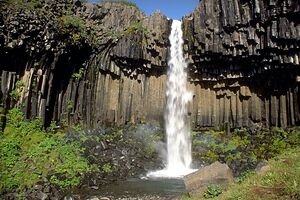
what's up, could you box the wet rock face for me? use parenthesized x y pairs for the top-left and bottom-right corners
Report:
(182, 0), (300, 129)
(0, 0), (300, 129)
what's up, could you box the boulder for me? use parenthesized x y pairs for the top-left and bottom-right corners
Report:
(183, 161), (234, 197)
(36, 191), (48, 200)
(63, 196), (74, 200)
(86, 197), (100, 200)
(255, 161), (271, 175)
(100, 197), (110, 200)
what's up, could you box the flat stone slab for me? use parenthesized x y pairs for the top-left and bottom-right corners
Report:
(183, 161), (234, 197)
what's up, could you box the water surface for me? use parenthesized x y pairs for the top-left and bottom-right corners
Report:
(85, 177), (186, 199)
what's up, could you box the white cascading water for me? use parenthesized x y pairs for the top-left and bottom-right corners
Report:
(147, 20), (195, 178)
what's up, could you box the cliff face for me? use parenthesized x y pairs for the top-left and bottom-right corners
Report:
(182, 0), (300, 129)
(1, 0), (300, 129)
(0, 0), (170, 127)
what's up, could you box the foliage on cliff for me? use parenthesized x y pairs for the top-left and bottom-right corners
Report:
(2, 0), (98, 52)
(58, 14), (97, 46)
(3, 0), (144, 49)
(6, 0), (44, 11)
(98, 0), (139, 9)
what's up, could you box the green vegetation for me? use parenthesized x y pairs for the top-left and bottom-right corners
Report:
(124, 20), (148, 35)
(9, 80), (24, 101)
(220, 148), (300, 200)
(6, 0), (146, 49)
(182, 147), (300, 200)
(142, 130), (163, 158)
(0, 108), (96, 191)
(99, 0), (139, 9)
(6, 0), (100, 46)
(203, 185), (223, 199)
(58, 15), (92, 45)
(0, 106), (5, 133)
(71, 68), (85, 80)
(102, 163), (113, 173)
(184, 127), (300, 200)
(106, 20), (148, 40)
(0, 107), (163, 196)
(67, 100), (74, 111)
(192, 127), (300, 166)
(236, 170), (256, 183)
(7, 0), (43, 11)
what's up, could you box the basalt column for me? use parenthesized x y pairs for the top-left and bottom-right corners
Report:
(1, 0), (300, 129)
(183, 0), (300, 129)
(0, 2), (171, 128)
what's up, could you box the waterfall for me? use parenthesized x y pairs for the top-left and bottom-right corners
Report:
(147, 20), (195, 178)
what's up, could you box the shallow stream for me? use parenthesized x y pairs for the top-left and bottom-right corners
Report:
(83, 177), (186, 200)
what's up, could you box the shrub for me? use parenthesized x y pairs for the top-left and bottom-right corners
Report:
(124, 20), (148, 35)
(9, 80), (24, 101)
(72, 68), (85, 80)
(192, 127), (300, 174)
(102, 163), (113, 173)
(7, 0), (43, 11)
(203, 185), (223, 198)
(58, 15), (88, 44)
(99, 0), (139, 9)
(0, 108), (95, 191)
(106, 20), (148, 40)
(67, 100), (73, 111)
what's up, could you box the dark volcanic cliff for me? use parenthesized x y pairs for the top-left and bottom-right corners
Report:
(182, 0), (300, 129)
(1, 0), (300, 129)
(0, 0), (170, 128)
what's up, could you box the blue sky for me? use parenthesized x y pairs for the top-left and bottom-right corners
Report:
(89, 0), (199, 19)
